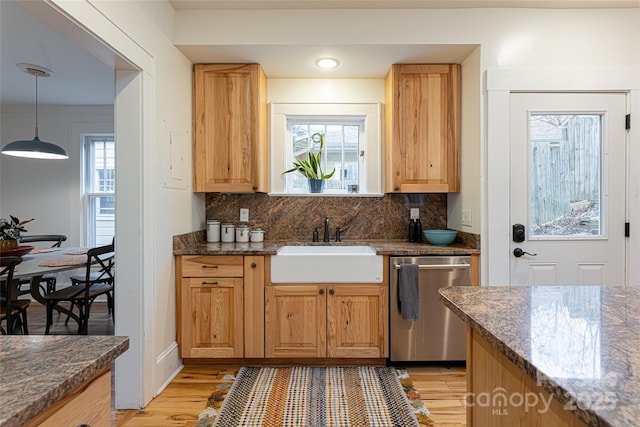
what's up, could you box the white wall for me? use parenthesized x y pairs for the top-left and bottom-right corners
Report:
(176, 7), (639, 239)
(13, 0), (199, 409)
(449, 46), (482, 234)
(0, 105), (113, 244)
(4, 1), (638, 409)
(79, 0), (198, 407)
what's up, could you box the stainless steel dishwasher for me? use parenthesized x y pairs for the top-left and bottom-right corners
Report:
(390, 255), (471, 362)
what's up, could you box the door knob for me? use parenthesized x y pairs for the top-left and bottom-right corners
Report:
(513, 248), (537, 257)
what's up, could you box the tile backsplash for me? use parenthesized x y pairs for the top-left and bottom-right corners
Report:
(206, 193), (447, 241)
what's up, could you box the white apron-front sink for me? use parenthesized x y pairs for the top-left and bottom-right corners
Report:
(270, 245), (383, 283)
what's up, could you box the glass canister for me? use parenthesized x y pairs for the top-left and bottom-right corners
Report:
(250, 228), (265, 242)
(221, 223), (235, 242)
(235, 225), (250, 243)
(206, 220), (220, 242)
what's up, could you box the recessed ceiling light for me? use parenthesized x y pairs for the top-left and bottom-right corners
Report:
(316, 58), (339, 69)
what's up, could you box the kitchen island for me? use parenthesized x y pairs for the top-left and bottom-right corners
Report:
(439, 285), (639, 427)
(0, 335), (129, 427)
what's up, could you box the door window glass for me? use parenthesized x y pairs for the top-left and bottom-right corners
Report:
(529, 114), (603, 239)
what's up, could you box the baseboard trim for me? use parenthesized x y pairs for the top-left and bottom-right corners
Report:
(154, 341), (182, 398)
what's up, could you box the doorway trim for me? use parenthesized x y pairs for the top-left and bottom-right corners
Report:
(24, 0), (156, 407)
(484, 68), (640, 286)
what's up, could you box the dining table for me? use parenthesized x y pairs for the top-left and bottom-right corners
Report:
(1, 247), (114, 334)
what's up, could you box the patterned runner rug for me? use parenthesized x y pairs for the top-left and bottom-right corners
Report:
(197, 366), (430, 427)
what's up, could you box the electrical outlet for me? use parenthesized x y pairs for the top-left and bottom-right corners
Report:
(410, 208), (419, 220)
(462, 210), (472, 226)
(240, 208), (249, 222)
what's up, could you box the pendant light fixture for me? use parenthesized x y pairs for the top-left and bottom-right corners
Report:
(1, 63), (69, 160)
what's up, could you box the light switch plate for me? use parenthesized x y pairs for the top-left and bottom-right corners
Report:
(462, 210), (472, 226)
(240, 208), (249, 222)
(410, 208), (419, 220)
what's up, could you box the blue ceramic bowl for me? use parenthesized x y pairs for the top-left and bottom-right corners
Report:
(423, 229), (458, 246)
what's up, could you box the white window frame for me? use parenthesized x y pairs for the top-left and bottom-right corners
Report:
(269, 103), (383, 196)
(82, 134), (115, 247)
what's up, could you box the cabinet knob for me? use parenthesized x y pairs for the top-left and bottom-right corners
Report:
(329, 288), (335, 295)
(394, 186), (400, 191)
(251, 262), (257, 268)
(319, 288), (325, 295)
(252, 185), (258, 190)
(202, 265), (218, 269)
(202, 281), (219, 285)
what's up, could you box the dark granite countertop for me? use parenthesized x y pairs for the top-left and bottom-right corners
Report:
(173, 238), (480, 256)
(0, 335), (129, 427)
(439, 285), (640, 427)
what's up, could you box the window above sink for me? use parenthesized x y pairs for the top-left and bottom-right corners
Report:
(269, 102), (383, 196)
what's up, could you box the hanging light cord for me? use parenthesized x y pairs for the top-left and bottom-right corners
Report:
(34, 73), (39, 138)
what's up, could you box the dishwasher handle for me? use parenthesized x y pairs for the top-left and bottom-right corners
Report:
(393, 263), (470, 270)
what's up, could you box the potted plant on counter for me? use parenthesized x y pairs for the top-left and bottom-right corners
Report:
(0, 215), (34, 251)
(282, 132), (335, 193)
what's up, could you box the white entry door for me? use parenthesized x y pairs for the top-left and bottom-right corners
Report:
(510, 93), (627, 286)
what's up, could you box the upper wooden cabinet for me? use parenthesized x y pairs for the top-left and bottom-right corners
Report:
(385, 64), (461, 193)
(193, 64), (267, 192)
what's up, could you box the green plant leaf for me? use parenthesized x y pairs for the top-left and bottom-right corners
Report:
(282, 133), (331, 181)
(321, 168), (336, 179)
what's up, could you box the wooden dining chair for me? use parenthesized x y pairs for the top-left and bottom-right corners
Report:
(17, 234), (68, 297)
(0, 256), (30, 335)
(44, 241), (114, 335)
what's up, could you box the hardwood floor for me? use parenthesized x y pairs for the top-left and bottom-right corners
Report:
(26, 298), (114, 335)
(115, 364), (466, 426)
(26, 304), (466, 426)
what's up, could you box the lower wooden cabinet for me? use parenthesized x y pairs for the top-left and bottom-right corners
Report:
(181, 276), (244, 358)
(176, 255), (265, 359)
(176, 254), (390, 360)
(26, 369), (111, 427)
(265, 284), (387, 358)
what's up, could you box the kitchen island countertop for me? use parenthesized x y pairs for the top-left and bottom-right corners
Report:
(439, 285), (640, 427)
(0, 335), (129, 427)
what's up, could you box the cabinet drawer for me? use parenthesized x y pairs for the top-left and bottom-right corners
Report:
(184, 277), (243, 288)
(182, 255), (244, 277)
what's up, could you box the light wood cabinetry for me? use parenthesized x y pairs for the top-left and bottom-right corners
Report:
(193, 63), (267, 192)
(26, 369), (111, 427)
(176, 255), (265, 358)
(265, 284), (387, 358)
(468, 328), (587, 427)
(385, 64), (461, 193)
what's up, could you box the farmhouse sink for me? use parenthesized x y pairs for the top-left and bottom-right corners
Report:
(270, 245), (383, 283)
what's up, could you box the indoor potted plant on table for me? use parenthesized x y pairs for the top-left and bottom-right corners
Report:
(0, 215), (34, 251)
(282, 132), (336, 193)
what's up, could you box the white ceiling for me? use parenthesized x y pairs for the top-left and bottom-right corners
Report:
(177, 44), (478, 79)
(1, 0), (636, 105)
(0, 1), (115, 106)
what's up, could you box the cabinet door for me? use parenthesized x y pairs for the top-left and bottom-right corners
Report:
(181, 277), (244, 358)
(193, 64), (267, 192)
(385, 64), (460, 193)
(327, 285), (388, 358)
(265, 285), (326, 358)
